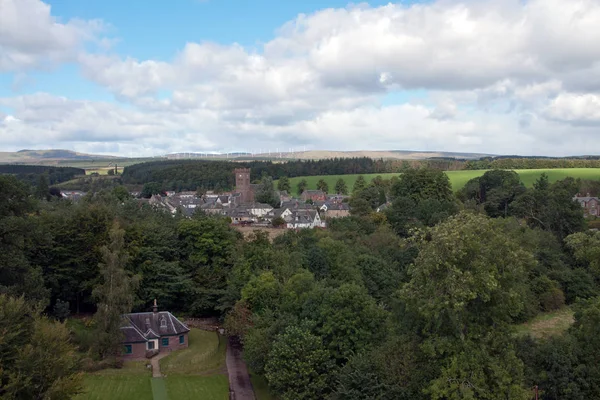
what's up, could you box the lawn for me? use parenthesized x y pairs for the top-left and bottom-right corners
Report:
(77, 329), (229, 400)
(281, 168), (600, 194)
(75, 361), (152, 400)
(515, 307), (575, 339)
(160, 329), (226, 375)
(165, 375), (229, 400)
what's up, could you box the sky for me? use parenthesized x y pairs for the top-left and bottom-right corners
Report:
(1, 0), (600, 157)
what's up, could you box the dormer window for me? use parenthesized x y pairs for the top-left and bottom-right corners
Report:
(145, 318), (150, 325)
(160, 317), (167, 328)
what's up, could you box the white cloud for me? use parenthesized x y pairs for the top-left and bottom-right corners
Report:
(4, 0), (600, 155)
(545, 93), (600, 125)
(0, 0), (105, 72)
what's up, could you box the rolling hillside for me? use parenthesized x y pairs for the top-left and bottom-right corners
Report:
(281, 168), (600, 194)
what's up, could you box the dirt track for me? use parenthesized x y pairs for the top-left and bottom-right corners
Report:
(226, 337), (256, 400)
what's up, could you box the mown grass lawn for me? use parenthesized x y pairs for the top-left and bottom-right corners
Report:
(515, 307), (575, 339)
(281, 168), (600, 195)
(160, 329), (226, 375)
(165, 375), (229, 400)
(75, 361), (152, 400)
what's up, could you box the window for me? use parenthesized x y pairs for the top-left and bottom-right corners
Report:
(179, 335), (185, 344)
(124, 345), (132, 354)
(160, 317), (167, 328)
(147, 341), (155, 350)
(162, 338), (169, 347)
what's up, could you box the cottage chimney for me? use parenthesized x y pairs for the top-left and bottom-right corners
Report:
(153, 299), (158, 314)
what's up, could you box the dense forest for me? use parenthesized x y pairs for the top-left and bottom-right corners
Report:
(2, 167), (600, 399)
(0, 164), (85, 186)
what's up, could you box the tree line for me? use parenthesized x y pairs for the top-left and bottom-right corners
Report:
(2, 166), (600, 399)
(0, 165), (85, 186)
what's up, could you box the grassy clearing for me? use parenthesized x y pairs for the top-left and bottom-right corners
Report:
(75, 361), (152, 400)
(165, 375), (229, 400)
(160, 329), (226, 375)
(281, 168), (600, 194)
(515, 307), (575, 339)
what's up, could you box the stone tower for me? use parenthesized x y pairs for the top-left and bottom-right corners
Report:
(234, 168), (254, 203)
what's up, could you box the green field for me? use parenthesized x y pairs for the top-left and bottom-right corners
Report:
(282, 168), (600, 194)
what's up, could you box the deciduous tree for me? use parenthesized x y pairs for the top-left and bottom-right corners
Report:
(93, 222), (139, 359)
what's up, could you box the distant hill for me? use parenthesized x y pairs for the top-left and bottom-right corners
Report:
(166, 149), (494, 161)
(0, 149), (118, 164)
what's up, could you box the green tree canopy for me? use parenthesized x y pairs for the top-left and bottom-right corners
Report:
(352, 175), (367, 195)
(334, 178), (348, 195)
(390, 168), (453, 203)
(277, 176), (291, 192)
(255, 175), (279, 207)
(317, 179), (329, 194)
(401, 212), (535, 399)
(93, 222), (139, 359)
(297, 179), (308, 195)
(265, 324), (332, 400)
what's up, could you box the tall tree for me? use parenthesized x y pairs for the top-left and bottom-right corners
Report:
(265, 324), (332, 400)
(401, 212), (534, 399)
(93, 222), (139, 359)
(334, 178), (348, 195)
(458, 170), (525, 217)
(35, 173), (50, 201)
(277, 176), (291, 192)
(255, 175), (279, 206)
(390, 168), (453, 203)
(353, 175), (367, 195)
(317, 179), (329, 194)
(297, 179), (308, 195)
(512, 177), (585, 240)
(0, 294), (82, 399)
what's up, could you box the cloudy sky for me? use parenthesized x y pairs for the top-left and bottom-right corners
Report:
(1, 0), (600, 156)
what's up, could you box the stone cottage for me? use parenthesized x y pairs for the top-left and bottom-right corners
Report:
(121, 300), (190, 358)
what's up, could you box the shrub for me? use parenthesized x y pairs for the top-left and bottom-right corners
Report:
(539, 287), (566, 312)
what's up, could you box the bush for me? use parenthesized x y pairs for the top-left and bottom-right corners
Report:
(539, 287), (566, 312)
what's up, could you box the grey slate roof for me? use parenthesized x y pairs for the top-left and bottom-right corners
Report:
(121, 311), (189, 343)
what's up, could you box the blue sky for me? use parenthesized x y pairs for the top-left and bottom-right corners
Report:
(1, 1), (423, 102)
(1, 0), (600, 156)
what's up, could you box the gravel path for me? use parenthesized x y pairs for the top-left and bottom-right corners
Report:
(226, 337), (256, 400)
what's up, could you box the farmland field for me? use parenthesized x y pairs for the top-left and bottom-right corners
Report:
(281, 168), (600, 194)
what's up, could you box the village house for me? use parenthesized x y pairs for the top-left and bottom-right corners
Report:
(320, 202), (350, 219)
(574, 194), (600, 217)
(60, 190), (87, 201)
(301, 190), (327, 203)
(286, 209), (325, 229)
(121, 300), (190, 359)
(240, 202), (274, 217)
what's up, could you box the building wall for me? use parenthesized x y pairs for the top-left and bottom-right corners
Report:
(122, 342), (147, 359)
(159, 333), (189, 353)
(325, 210), (350, 218)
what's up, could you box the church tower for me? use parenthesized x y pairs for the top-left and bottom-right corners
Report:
(234, 168), (253, 203)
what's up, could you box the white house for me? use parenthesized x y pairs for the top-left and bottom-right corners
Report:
(286, 209), (324, 229)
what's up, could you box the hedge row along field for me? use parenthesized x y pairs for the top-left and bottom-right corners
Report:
(282, 168), (600, 195)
